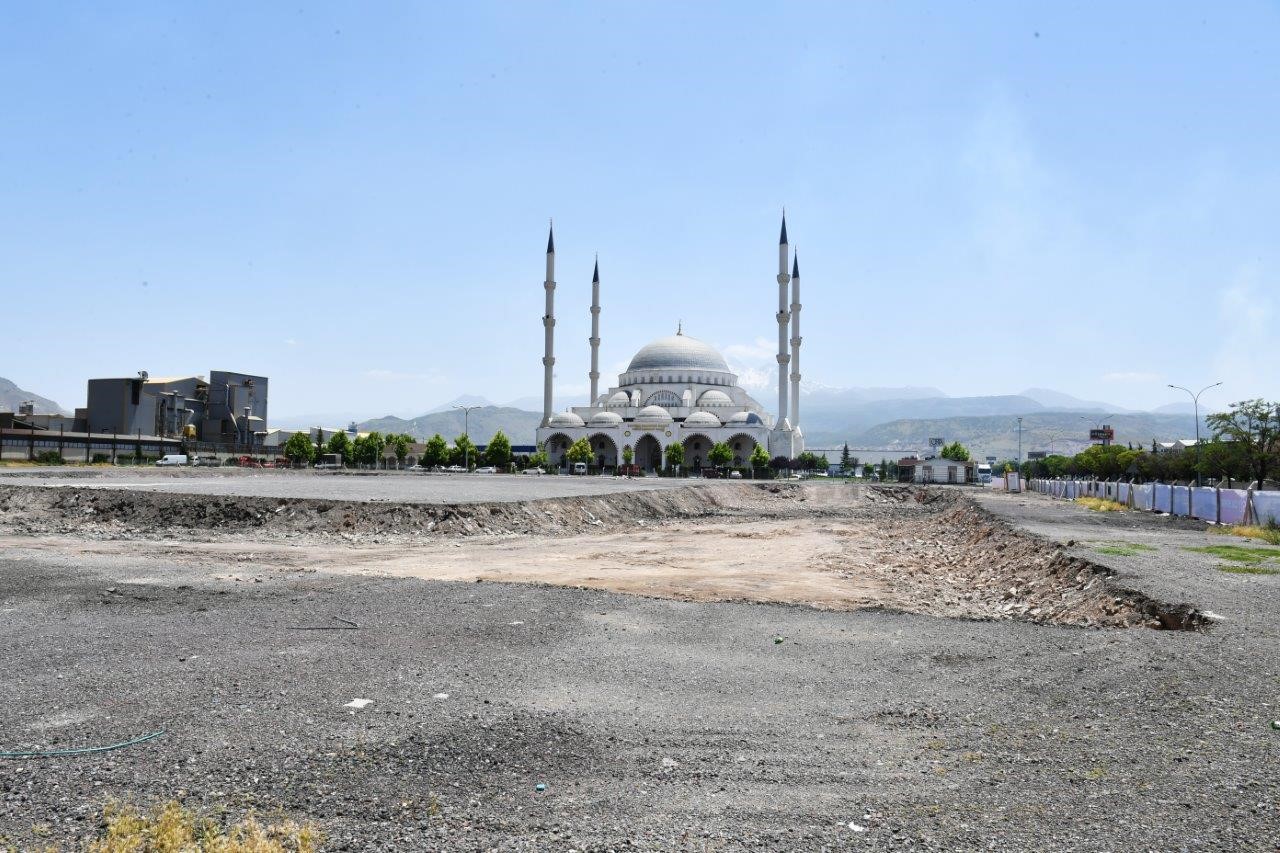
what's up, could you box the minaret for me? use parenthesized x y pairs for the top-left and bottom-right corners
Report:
(588, 256), (601, 405)
(775, 213), (791, 427)
(789, 252), (802, 430)
(541, 222), (557, 425)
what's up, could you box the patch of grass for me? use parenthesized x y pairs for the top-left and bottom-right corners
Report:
(1095, 542), (1156, 557)
(1076, 497), (1128, 512)
(86, 801), (321, 853)
(1217, 523), (1280, 546)
(1216, 564), (1279, 575)
(1186, 544), (1280, 565)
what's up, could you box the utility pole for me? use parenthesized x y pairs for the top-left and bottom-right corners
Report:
(454, 405), (482, 471)
(1017, 416), (1023, 469)
(1167, 381), (1222, 487)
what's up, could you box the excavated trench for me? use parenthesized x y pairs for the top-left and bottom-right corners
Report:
(0, 481), (1204, 631)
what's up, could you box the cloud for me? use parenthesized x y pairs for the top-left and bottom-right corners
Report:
(284, 338), (298, 346)
(1102, 371), (1161, 383)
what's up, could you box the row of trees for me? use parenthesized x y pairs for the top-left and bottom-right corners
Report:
(283, 429), (515, 469)
(1019, 399), (1279, 488)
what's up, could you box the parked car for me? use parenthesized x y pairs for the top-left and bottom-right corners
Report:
(522, 467), (544, 475)
(728, 470), (742, 479)
(572, 462), (588, 475)
(155, 454), (189, 467)
(443, 465), (465, 473)
(473, 466), (497, 474)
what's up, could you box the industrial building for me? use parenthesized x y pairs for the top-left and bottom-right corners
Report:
(0, 369), (270, 462)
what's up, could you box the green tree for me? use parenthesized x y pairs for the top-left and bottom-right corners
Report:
(451, 434), (477, 468)
(485, 430), (512, 468)
(1206, 399), (1280, 489)
(940, 441), (971, 462)
(664, 441), (685, 469)
(422, 434), (449, 468)
(387, 433), (413, 467)
(708, 442), (733, 469)
(621, 444), (634, 466)
(840, 443), (852, 471)
(283, 431), (317, 466)
(749, 444), (770, 470)
(566, 437), (593, 465)
(326, 431), (351, 464)
(526, 442), (549, 470)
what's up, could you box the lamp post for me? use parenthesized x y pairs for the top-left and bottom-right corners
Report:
(453, 405), (482, 471)
(1016, 416), (1023, 470)
(1080, 414), (1115, 446)
(1167, 382), (1221, 487)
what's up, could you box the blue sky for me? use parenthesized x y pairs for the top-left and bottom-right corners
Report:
(3, 2), (1277, 419)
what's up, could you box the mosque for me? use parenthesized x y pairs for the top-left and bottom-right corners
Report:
(535, 216), (804, 471)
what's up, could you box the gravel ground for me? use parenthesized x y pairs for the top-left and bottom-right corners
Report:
(1, 489), (1278, 850)
(0, 467), (691, 504)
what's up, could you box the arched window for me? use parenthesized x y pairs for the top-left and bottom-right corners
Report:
(645, 390), (682, 407)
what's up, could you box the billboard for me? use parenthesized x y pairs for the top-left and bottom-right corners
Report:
(1089, 428), (1115, 442)
(1027, 451), (1047, 460)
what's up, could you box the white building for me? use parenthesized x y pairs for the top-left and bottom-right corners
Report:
(535, 216), (805, 472)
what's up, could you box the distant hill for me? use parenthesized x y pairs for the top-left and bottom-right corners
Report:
(0, 377), (67, 415)
(1018, 387), (1129, 412)
(801, 394), (1048, 442)
(359, 406), (543, 445)
(843, 411), (1202, 461)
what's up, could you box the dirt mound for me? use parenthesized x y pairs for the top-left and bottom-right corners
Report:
(0, 481), (808, 542)
(856, 488), (1203, 630)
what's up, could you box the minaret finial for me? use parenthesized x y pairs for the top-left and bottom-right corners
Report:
(779, 210), (788, 245)
(677, 320), (682, 335)
(792, 250), (799, 278)
(547, 219), (555, 254)
(592, 255), (599, 282)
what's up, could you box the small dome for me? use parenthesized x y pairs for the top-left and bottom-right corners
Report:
(684, 411), (722, 427)
(634, 405), (673, 424)
(547, 411), (585, 428)
(588, 411), (623, 427)
(697, 389), (733, 407)
(726, 411), (764, 426)
(606, 391), (632, 407)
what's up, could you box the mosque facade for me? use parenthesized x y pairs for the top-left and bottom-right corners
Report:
(535, 216), (805, 471)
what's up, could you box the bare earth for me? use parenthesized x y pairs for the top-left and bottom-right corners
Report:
(1, 472), (1276, 850)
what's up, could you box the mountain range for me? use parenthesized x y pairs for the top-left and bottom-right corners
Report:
(0, 377), (67, 415)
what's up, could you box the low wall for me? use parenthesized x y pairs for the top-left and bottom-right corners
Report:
(1029, 478), (1280, 527)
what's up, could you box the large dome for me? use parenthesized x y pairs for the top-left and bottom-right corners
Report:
(626, 333), (730, 373)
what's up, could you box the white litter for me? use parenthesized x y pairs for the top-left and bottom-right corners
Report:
(343, 698), (373, 709)
(434, 693), (449, 700)
(509, 620), (525, 626)
(847, 823), (867, 833)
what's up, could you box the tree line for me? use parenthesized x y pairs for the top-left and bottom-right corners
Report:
(1017, 399), (1279, 489)
(283, 429), (515, 469)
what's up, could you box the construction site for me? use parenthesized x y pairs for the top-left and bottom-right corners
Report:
(1, 469), (1276, 849)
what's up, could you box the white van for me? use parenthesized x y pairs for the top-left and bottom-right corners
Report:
(572, 462), (588, 475)
(155, 454), (189, 467)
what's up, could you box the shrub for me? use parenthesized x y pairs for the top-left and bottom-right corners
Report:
(34, 450), (65, 465)
(92, 453), (111, 464)
(88, 799), (321, 852)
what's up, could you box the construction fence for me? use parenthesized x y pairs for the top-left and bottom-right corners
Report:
(1028, 478), (1280, 527)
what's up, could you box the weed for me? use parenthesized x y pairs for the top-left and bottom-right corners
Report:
(1218, 523), (1280, 546)
(1076, 497), (1127, 512)
(1216, 564), (1279, 575)
(87, 800), (321, 853)
(1095, 542), (1156, 557)
(1186, 545), (1280, 565)
(1084, 766), (1106, 780)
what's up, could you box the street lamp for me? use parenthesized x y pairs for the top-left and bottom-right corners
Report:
(453, 405), (482, 471)
(1167, 381), (1222, 487)
(1080, 414), (1115, 446)
(1016, 416), (1023, 468)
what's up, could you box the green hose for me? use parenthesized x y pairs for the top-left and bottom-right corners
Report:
(0, 729), (166, 758)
